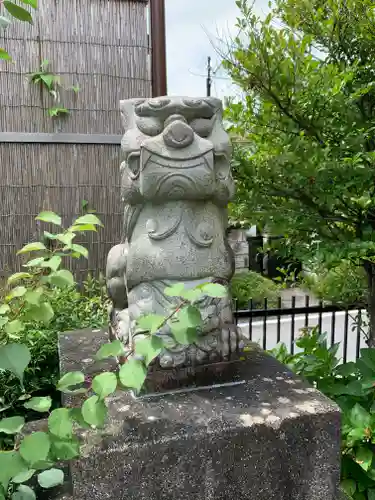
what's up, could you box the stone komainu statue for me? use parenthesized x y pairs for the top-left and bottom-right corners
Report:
(106, 96), (238, 368)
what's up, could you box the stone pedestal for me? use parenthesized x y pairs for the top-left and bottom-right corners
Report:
(58, 329), (342, 500)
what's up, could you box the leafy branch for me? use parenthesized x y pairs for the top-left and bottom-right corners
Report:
(29, 60), (79, 118)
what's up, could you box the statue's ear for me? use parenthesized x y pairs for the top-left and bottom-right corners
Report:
(207, 111), (232, 158)
(203, 97), (223, 114)
(120, 99), (145, 131)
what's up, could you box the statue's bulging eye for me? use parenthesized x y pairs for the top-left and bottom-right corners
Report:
(183, 98), (203, 107)
(189, 118), (213, 138)
(148, 98), (171, 109)
(136, 117), (163, 137)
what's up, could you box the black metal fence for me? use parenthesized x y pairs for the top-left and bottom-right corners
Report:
(233, 297), (367, 362)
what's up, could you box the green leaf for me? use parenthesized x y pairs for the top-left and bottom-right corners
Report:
(176, 305), (202, 328)
(361, 379), (375, 392)
(164, 283), (204, 301)
(340, 479), (356, 496)
(350, 404), (372, 429)
(0, 343), (31, 385)
(340, 380), (363, 397)
(57, 371), (85, 391)
(17, 242), (46, 255)
(5, 319), (24, 336)
(347, 427), (366, 443)
(42, 231), (56, 240)
(95, 340), (124, 360)
(335, 362), (358, 377)
(360, 349), (375, 373)
(164, 283), (186, 297)
(24, 289), (43, 306)
(135, 336), (163, 366)
(48, 408), (73, 439)
(20, 0), (37, 8)
(12, 485), (36, 500)
(24, 396), (52, 413)
(7, 273), (32, 285)
(35, 211), (61, 226)
(0, 416), (25, 434)
(7, 286), (27, 300)
(37, 469), (64, 489)
(50, 436), (80, 461)
(199, 283), (228, 298)
(18, 394), (31, 401)
(368, 489), (375, 500)
(23, 257), (45, 268)
(118, 359), (147, 392)
(54, 232), (75, 246)
(92, 372), (118, 399)
(69, 408), (91, 429)
(0, 451), (27, 491)
(48, 107), (69, 117)
(3, 2), (32, 23)
(40, 74), (55, 89)
(181, 288), (204, 302)
(48, 270), (74, 288)
(12, 469), (35, 484)
(70, 244), (88, 258)
(81, 395), (107, 427)
(74, 214), (103, 227)
(356, 359), (374, 379)
(40, 255), (62, 272)
(170, 323), (198, 345)
(0, 48), (11, 61)
(30, 460), (54, 471)
(69, 223), (97, 232)
(0, 304), (10, 315)
(355, 447), (373, 471)
(20, 432), (50, 466)
(26, 302), (54, 324)
(137, 314), (165, 334)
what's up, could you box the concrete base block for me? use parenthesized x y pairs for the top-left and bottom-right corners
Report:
(58, 328), (342, 500)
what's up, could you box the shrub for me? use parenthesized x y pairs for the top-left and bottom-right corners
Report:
(0, 273), (109, 422)
(303, 260), (367, 307)
(270, 330), (375, 499)
(231, 271), (281, 309)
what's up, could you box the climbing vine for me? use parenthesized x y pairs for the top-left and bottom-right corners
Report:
(29, 60), (79, 118)
(0, 1), (80, 118)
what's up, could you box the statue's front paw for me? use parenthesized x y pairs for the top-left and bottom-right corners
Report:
(110, 308), (130, 345)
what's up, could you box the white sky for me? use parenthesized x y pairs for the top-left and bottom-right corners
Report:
(165, 0), (269, 99)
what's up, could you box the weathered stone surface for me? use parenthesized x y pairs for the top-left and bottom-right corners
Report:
(106, 96), (240, 369)
(58, 328), (342, 500)
(58, 327), (117, 378)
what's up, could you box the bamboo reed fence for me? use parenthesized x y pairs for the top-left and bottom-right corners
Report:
(0, 0), (151, 278)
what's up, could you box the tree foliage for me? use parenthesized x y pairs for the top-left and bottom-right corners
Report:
(224, 0), (375, 342)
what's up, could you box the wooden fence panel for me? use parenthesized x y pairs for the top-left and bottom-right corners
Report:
(0, 0), (151, 276)
(0, 142), (122, 276)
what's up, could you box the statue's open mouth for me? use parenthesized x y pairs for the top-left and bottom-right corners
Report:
(140, 149), (214, 172)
